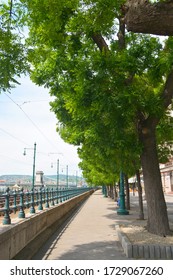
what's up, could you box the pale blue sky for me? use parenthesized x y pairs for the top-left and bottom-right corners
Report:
(0, 76), (81, 176)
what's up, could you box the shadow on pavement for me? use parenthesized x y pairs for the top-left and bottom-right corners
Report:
(38, 240), (128, 260)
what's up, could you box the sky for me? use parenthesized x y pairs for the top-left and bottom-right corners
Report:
(0, 76), (81, 176)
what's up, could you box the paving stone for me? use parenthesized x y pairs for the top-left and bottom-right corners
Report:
(138, 245), (144, 259)
(144, 245), (150, 259)
(165, 246), (172, 259)
(170, 246), (173, 258)
(149, 245), (155, 259)
(154, 245), (161, 259)
(126, 243), (133, 258)
(160, 245), (166, 259)
(132, 244), (139, 258)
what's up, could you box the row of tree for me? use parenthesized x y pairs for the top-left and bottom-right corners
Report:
(1, 0), (173, 236)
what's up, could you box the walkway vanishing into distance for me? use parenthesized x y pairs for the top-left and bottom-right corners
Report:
(32, 189), (128, 260)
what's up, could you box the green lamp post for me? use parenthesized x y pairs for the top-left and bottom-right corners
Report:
(66, 165), (68, 188)
(76, 170), (78, 187)
(51, 158), (60, 187)
(23, 142), (37, 214)
(117, 171), (129, 215)
(23, 142), (37, 189)
(57, 159), (59, 187)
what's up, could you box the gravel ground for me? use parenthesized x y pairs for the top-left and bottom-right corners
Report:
(120, 222), (173, 245)
(118, 201), (173, 245)
(117, 194), (173, 246)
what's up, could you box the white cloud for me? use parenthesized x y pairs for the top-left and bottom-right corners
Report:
(0, 76), (81, 176)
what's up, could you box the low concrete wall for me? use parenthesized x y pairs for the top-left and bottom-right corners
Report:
(0, 190), (93, 260)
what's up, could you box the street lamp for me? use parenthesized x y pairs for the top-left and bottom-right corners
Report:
(51, 159), (59, 187)
(76, 170), (78, 187)
(49, 152), (63, 187)
(66, 165), (68, 188)
(23, 142), (37, 189)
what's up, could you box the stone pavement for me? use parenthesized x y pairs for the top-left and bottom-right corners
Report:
(32, 189), (129, 260)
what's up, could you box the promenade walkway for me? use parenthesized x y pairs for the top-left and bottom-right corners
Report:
(32, 189), (128, 260)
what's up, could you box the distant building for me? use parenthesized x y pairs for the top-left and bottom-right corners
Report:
(35, 171), (44, 188)
(0, 180), (6, 184)
(160, 159), (173, 194)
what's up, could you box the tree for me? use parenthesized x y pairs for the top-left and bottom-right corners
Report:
(0, 0), (29, 93)
(18, 0), (173, 236)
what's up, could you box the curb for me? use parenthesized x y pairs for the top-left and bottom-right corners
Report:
(115, 224), (173, 259)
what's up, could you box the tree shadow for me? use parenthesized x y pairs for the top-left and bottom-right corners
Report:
(35, 240), (128, 260)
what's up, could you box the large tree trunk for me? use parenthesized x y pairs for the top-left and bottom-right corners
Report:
(124, 0), (173, 36)
(114, 185), (118, 201)
(139, 120), (171, 235)
(136, 169), (144, 220)
(124, 174), (130, 210)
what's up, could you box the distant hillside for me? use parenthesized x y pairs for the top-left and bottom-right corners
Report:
(0, 175), (32, 183)
(0, 174), (83, 184)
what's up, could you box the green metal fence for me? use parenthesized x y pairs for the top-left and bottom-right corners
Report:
(0, 186), (91, 225)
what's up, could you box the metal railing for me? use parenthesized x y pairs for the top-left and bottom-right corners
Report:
(0, 186), (91, 225)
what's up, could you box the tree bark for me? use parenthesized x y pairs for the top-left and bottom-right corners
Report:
(91, 33), (109, 52)
(124, 174), (130, 210)
(114, 185), (118, 201)
(109, 184), (114, 199)
(125, 0), (173, 36)
(139, 120), (171, 235)
(136, 169), (144, 220)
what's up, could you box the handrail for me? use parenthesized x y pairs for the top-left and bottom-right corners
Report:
(0, 186), (91, 225)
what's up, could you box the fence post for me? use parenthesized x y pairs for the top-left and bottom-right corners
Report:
(51, 188), (55, 206)
(3, 187), (11, 225)
(45, 187), (49, 208)
(25, 189), (30, 209)
(38, 187), (43, 210)
(13, 190), (17, 214)
(56, 187), (59, 204)
(18, 188), (25, 218)
(35, 189), (39, 206)
(60, 187), (62, 203)
(30, 188), (35, 214)
(42, 188), (45, 204)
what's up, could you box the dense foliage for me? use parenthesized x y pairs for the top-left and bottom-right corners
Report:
(1, 0), (173, 185)
(0, 0), (29, 92)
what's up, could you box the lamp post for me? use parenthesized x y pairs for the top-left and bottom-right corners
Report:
(66, 165), (68, 188)
(23, 142), (37, 189)
(76, 170), (78, 187)
(57, 159), (59, 187)
(49, 152), (63, 187)
(51, 159), (59, 187)
(117, 171), (129, 215)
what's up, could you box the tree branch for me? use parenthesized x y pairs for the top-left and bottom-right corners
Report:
(9, 0), (13, 19)
(117, 16), (125, 50)
(162, 68), (173, 109)
(91, 33), (109, 52)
